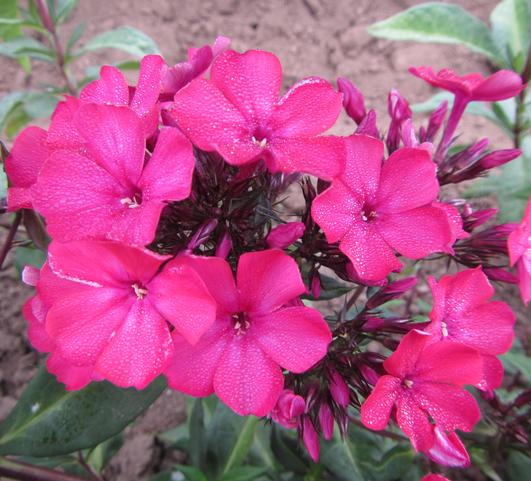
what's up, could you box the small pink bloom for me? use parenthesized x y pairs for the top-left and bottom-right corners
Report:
(337, 77), (366, 124)
(33, 104), (194, 246)
(5, 126), (50, 211)
(424, 426), (470, 468)
(508, 197), (531, 304)
(80, 55), (165, 137)
(328, 369), (350, 407)
(425, 268), (515, 390)
(409, 67), (524, 102)
(302, 416), (320, 462)
(170, 49), (345, 180)
(421, 475), (451, 481)
(31, 240), (217, 389)
(270, 389), (306, 429)
(164, 249), (332, 416)
(312, 135), (455, 282)
(160, 36), (230, 99)
(267, 222), (305, 249)
(360, 330), (482, 452)
(318, 403), (334, 440)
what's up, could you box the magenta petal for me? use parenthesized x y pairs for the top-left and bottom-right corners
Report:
(46, 351), (94, 391)
(96, 300), (173, 389)
(46, 288), (130, 365)
(237, 249), (306, 316)
(426, 427), (470, 468)
(269, 136), (345, 180)
(23, 297), (54, 353)
(312, 180), (362, 243)
(211, 49), (281, 122)
(415, 382), (480, 432)
(340, 220), (402, 282)
(80, 66), (129, 106)
(269, 77), (342, 137)
(164, 321), (230, 396)
(47, 240), (164, 287)
(477, 355), (504, 391)
(360, 375), (400, 430)
(213, 336), (284, 416)
(252, 306), (331, 373)
(139, 127), (194, 202)
(375, 147), (438, 213)
(74, 104), (145, 184)
(302, 417), (320, 462)
(471, 70), (524, 101)
(376, 206), (453, 259)
(395, 392), (435, 452)
(341, 134), (384, 200)
(384, 330), (427, 378)
(168, 255), (239, 314)
(32, 150), (127, 242)
(46, 96), (85, 150)
(148, 263), (217, 345)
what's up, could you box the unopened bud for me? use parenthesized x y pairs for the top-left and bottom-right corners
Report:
(302, 416), (320, 462)
(318, 403), (334, 440)
(337, 77), (366, 124)
(328, 369), (350, 407)
(479, 148), (521, 169)
(267, 222), (305, 249)
(215, 231), (232, 258)
(270, 389), (305, 429)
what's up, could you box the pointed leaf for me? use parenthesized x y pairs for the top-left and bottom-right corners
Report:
(79, 26), (160, 58)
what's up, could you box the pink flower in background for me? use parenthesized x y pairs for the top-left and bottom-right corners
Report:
(312, 134), (455, 282)
(36, 240), (216, 389)
(80, 54), (165, 137)
(508, 197), (531, 304)
(421, 475), (451, 481)
(270, 389), (306, 429)
(33, 104), (194, 246)
(160, 36), (230, 99)
(170, 49), (345, 180)
(4, 126), (49, 211)
(409, 67), (524, 102)
(360, 330), (482, 451)
(164, 249), (331, 416)
(425, 268), (515, 391)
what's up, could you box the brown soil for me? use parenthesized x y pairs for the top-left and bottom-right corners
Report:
(1, 1), (525, 480)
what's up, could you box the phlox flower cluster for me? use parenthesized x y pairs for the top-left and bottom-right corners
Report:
(4, 36), (528, 478)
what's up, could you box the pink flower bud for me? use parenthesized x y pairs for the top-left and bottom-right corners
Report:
(462, 207), (497, 231)
(424, 100), (448, 142)
(483, 267), (518, 284)
(311, 271), (321, 299)
(328, 369), (350, 407)
(355, 109), (379, 138)
(401, 119), (419, 147)
(360, 364), (380, 385)
(425, 427), (470, 468)
(270, 389), (306, 429)
(479, 148), (521, 169)
(215, 231), (232, 258)
(337, 77), (366, 124)
(187, 219), (218, 250)
(267, 222), (305, 249)
(318, 403), (334, 440)
(302, 416), (320, 462)
(366, 277), (417, 310)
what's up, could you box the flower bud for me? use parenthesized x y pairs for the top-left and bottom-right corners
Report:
(462, 207), (497, 231)
(360, 364), (380, 385)
(328, 369), (350, 407)
(267, 222), (305, 249)
(215, 231), (232, 258)
(424, 100), (448, 142)
(318, 403), (334, 440)
(311, 271), (321, 299)
(387, 89), (412, 153)
(337, 77), (366, 124)
(483, 267), (518, 284)
(366, 277), (417, 310)
(270, 389), (305, 429)
(187, 219), (218, 250)
(302, 416), (320, 462)
(479, 148), (521, 169)
(425, 427), (470, 468)
(355, 109), (379, 138)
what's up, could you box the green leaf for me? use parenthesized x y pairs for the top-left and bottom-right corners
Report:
(0, 165), (7, 200)
(86, 433), (124, 472)
(0, 0), (21, 40)
(0, 91), (26, 132)
(188, 398), (207, 468)
(270, 425), (309, 474)
(173, 464), (208, 481)
(55, 0), (78, 25)
(221, 416), (260, 475)
(368, 2), (504, 65)
(218, 466), (267, 481)
(490, 0), (531, 71)
(320, 438), (365, 481)
(0, 365), (165, 457)
(506, 450), (531, 481)
(0, 37), (54, 61)
(22, 91), (59, 118)
(65, 21), (85, 55)
(79, 26), (160, 58)
(502, 350), (531, 380)
(14, 246), (46, 275)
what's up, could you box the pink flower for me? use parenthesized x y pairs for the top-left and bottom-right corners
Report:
(33, 240), (217, 389)
(33, 104), (194, 246)
(424, 426), (470, 468)
(4, 126), (49, 211)
(270, 389), (306, 429)
(80, 55), (165, 137)
(312, 135), (455, 282)
(425, 268), (515, 391)
(164, 249), (332, 416)
(267, 222), (305, 249)
(421, 475), (451, 481)
(360, 330), (482, 452)
(160, 36), (230, 99)
(409, 67), (524, 102)
(508, 197), (531, 304)
(169, 49), (345, 180)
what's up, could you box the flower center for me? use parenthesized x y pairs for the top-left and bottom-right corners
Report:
(232, 312), (250, 335)
(361, 209), (377, 222)
(132, 282), (148, 299)
(403, 379), (414, 389)
(120, 191), (143, 209)
(441, 321), (449, 337)
(251, 125), (271, 148)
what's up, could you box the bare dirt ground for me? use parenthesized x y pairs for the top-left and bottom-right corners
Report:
(1, 0), (526, 480)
